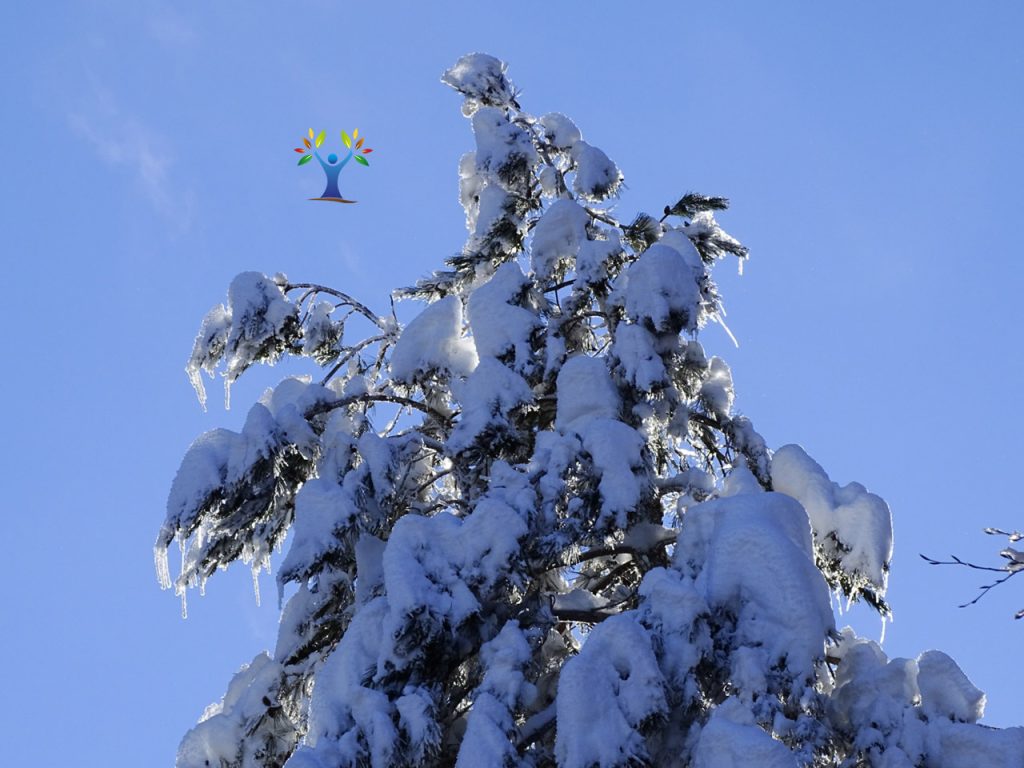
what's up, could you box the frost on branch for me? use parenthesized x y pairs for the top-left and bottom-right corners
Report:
(186, 272), (301, 410)
(158, 52), (1022, 768)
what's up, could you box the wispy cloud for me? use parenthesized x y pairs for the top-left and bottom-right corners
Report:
(69, 80), (194, 231)
(147, 10), (197, 49)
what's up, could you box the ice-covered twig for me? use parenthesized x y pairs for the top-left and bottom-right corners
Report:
(285, 282), (386, 330)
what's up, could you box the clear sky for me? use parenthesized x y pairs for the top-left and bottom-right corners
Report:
(2, 2), (1022, 764)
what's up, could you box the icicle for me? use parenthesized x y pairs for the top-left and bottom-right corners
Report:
(187, 366), (208, 412)
(154, 545), (171, 590)
(712, 313), (739, 348)
(224, 378), (232, 411)
(178, 536), (188, 618)
(879, 611), (892, 644)
(252, 564), (262, 607)
(737, 257), (745, 276)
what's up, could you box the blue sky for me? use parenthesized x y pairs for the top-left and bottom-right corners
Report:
(2, 2), (1022, 764)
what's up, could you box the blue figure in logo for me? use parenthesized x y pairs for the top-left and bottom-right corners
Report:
(294, 128), (373, 204)
(315, 151), (352, 200)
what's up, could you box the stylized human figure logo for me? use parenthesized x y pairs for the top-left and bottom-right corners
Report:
(294, 128), (373, 203)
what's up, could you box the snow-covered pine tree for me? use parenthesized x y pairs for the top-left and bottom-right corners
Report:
(157, 54), (1024, 768)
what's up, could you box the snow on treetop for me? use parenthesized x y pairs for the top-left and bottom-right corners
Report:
(441, 52), (516, 112)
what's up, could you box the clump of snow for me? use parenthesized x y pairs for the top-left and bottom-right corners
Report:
(658, 227), (705, 270)
(575, 229), (623, 285)
(722, 463), (763, 497)
(691, 698), (800, 768)
(916, 650), (985, 723)
(771, 444), (893, 598)
(379, 498), (528, 672)
(636, 567), (710, 694)
(578, 418), (648, 528)
(674, 492), (835, 678)
(612, 323), (667, 392)
(185, 272), (300, 410)
(294, 597), (398, 768)
(530, 198), (590, 281)
(395, 687), (442, 765)
(162, 428), (244, 558)
(223, 272), (300, 404)
(260, 376), (330, 457)
(700, 356), (734, 419)
(458, 151), (484, 231)
(825, 630), (1021, 765)
(354, 533), (386, 606)
(555, 614), (667, 768)
(829, 634), (919, 741)
(467, 262), (538, 370)
(686, 210), (747, 262)
(570, 141), (622, 201)
(471, 107), (537, 189)
(441, 53), (516, 113)
(449, 357), (534, 453)
(390, 296), (478, 384)
(456, 622), (536, 767)
(301, 301), (342, 363)
(925, 720), (1024, 768)
(612, 243), (701, 334)
(278, 478), (355, 583)
(472, 182), (513, 241)
(555, 354), (621, 430)
(538, 164), (560, 196)
(186, 303), (230, 410)
(178, 653), (284, 768)
(539, 112), (582, 150)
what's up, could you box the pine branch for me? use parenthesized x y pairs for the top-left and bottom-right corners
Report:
(305, 393), (452, 425)
(661, 192), (730, 221)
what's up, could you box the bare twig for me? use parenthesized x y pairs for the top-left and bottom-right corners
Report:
(920, 553), (1024, 615)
